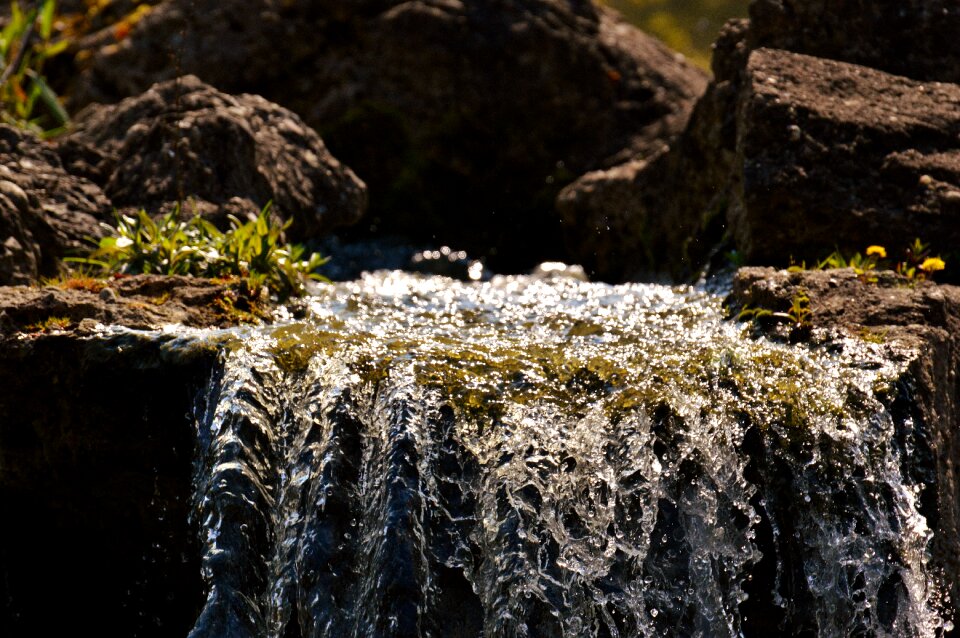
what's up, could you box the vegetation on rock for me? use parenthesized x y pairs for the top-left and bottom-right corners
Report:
(70, 204), (329, 300)
(790, 240), (947, 284)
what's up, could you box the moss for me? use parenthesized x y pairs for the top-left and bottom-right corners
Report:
(211, 290), (268, 326)
(50, 276), (108, 294)
(253, 317), (849, 436)
(148, 291), (171, 306)
(206, 274), (903, 449)
(857, 327), (888, 344)
(24, 315), (72, 333)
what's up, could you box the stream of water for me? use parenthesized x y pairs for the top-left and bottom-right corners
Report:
(185, 269), (951, 637)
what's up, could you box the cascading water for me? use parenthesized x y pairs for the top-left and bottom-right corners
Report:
(186, 269), (951, 637)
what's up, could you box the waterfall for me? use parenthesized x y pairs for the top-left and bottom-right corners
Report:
(187, 271), (951, 637)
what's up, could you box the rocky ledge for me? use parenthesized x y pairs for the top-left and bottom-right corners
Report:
(729, 266), (960, 614)
(0, 274), (272, 337)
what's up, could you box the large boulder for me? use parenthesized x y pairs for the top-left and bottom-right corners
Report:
(731, 48), (960, 264)
(559, 0), (960, 281)
(65, 0), (707, 270)
(59, 75), (367, 239)
(557, 17), (752, 282)
(0, 125), (110, 285)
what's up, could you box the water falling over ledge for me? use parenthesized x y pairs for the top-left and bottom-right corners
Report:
(185, 270), (951, 637)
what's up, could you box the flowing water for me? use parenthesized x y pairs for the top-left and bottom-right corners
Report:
(185, 269), (951, 637)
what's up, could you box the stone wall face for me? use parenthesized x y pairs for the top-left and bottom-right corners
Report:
(0, 334), (218, 636)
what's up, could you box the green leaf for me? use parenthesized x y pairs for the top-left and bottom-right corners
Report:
(39, 0), (55, 41)
(38, 38), (70, 59)
(25, 69), (68, 125)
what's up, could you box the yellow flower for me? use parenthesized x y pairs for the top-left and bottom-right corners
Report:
(865, 245), (886, 258)
(920, 257), (946, 272)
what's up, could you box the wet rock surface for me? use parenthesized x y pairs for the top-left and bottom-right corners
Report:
(0, 125), (109, 285)
(0, 331), (215, 637)
(60, 75), (367, 239)
(65, 0), (707, 269)
(729, 266), (960, 615)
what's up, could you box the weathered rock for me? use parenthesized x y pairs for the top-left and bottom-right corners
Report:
(728, 266), (960, 621)
(59, 75), (367, 239)
(558, 18), (750, 282)
(0, 274), (274, 336)
(556, 153), (678, 282)
(730, 48), (960, 264)
(560, 0), (960, 282)
(65, 0), (707, 269)
(0, 125), (110, 285)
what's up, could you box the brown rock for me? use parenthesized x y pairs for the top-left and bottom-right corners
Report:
(0, 274), (272, 335)
(558, 18), (750, 282)
(559, 0), (960, 282)
(556, 152), (679, 282)
(0, 125), (110, 285)
(731, 48), (960, 264)
(728, 266), (960, 613)
(59, 76), (367, 239)
(65, 0), (707, 269)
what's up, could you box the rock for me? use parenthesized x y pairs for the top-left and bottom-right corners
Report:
(728, 266), (960, 620)
(0, 274), (273, 336)
(59, 76), (367, 239)
(730, 48), (960, 264)
(748, 0), (960, 84)
(0, 125), (110, 285)
(0, 329), (214, 636)
(558, 18), (750, 282)
(558, 0), (960, 280)
(556, 153), (678, 282)
(65, 0), (707, 270)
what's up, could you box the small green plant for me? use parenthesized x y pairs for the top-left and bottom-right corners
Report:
(0, 0), (70, 135)
(894, 238), (945, 281)
(793, 241), (946, 283)
(69, 203), (329, 299)
(25, 314), (70, 332)
(737, 289), (812, 330)
(814, 246), (884, 282)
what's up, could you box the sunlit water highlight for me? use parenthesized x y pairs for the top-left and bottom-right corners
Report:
(187, 270), (950, 637)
